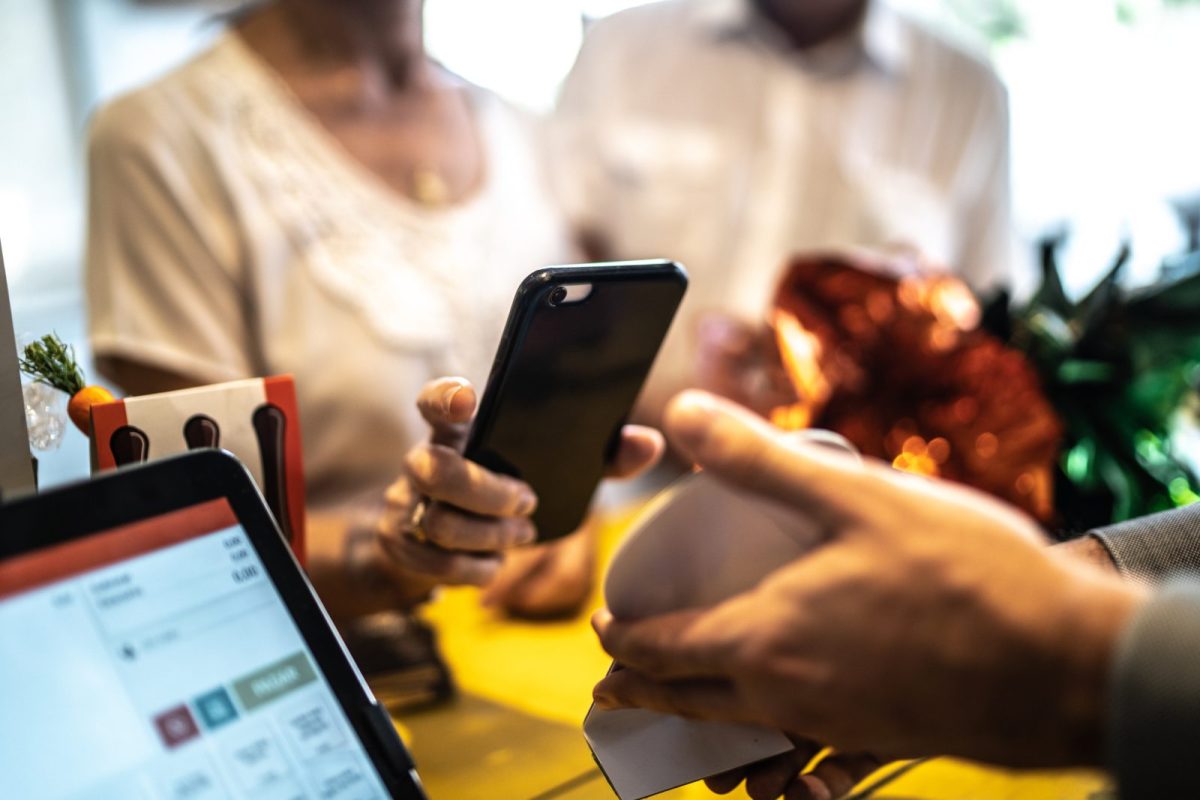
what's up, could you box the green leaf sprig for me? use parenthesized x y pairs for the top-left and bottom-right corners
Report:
(19, 333), (85, 396)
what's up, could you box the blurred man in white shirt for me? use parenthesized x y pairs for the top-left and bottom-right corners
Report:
(553, 0), (1019, 415)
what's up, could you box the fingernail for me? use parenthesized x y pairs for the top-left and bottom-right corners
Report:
(591, 609), (613, 634)
(668, 391), (720, 443)
(515, 525), (537, 546)
(516, 487), (538, 516)
(442, 384), (464, 415)
(593, 687), (617, 709)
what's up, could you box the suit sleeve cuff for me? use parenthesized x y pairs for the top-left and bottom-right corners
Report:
(1109, 579), (1200, 798)
(1090, 505), (1200, 584)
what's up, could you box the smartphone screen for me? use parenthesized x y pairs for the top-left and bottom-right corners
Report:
(465, 261), (687, 540)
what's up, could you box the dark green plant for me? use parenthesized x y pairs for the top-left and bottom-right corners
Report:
(18, 333), (85, 396)
(983, 241), (1200, 532)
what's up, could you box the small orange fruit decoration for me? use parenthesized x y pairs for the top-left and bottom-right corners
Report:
(19, 333), (116, 435)
(770, 252), (1063, 522)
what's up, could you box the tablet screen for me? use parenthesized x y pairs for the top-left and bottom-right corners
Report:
(0, 499), (390, 800)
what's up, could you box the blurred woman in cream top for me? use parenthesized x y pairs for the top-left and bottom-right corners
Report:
(88, 24), (571, 504)
(86, 2), (580, 615)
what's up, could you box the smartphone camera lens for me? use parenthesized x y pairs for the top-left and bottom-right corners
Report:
(548, 286), (568, 307)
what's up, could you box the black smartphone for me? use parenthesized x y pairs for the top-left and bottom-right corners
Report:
(464, 260), (688, 541)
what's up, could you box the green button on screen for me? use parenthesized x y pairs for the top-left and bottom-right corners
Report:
(232, 652), (317, 711)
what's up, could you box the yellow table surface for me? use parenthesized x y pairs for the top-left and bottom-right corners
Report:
(398, 509), (1112, 800)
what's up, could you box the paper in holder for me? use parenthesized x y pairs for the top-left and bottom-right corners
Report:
(89, 376), (307, 562)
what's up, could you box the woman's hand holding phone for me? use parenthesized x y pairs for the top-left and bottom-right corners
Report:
(375, 377), (664, 615)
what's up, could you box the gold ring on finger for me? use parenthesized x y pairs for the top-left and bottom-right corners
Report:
(405, 499), (430, 543)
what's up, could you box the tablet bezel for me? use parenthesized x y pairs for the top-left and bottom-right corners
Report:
(0, 448), (424, 800)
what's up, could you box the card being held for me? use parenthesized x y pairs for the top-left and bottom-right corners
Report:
(584, 430), (857, 800)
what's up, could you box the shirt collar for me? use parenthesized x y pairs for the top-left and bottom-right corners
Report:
(693, 0), (911, 77)
(860, 2), (910, 76)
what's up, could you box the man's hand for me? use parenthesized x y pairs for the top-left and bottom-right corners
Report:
(695, 313), (797, 418)
(593, 391), (1148, 769)
(704, 737), (880, 800)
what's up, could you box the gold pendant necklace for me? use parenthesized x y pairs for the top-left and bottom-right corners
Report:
(411, 165), (449, 208)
